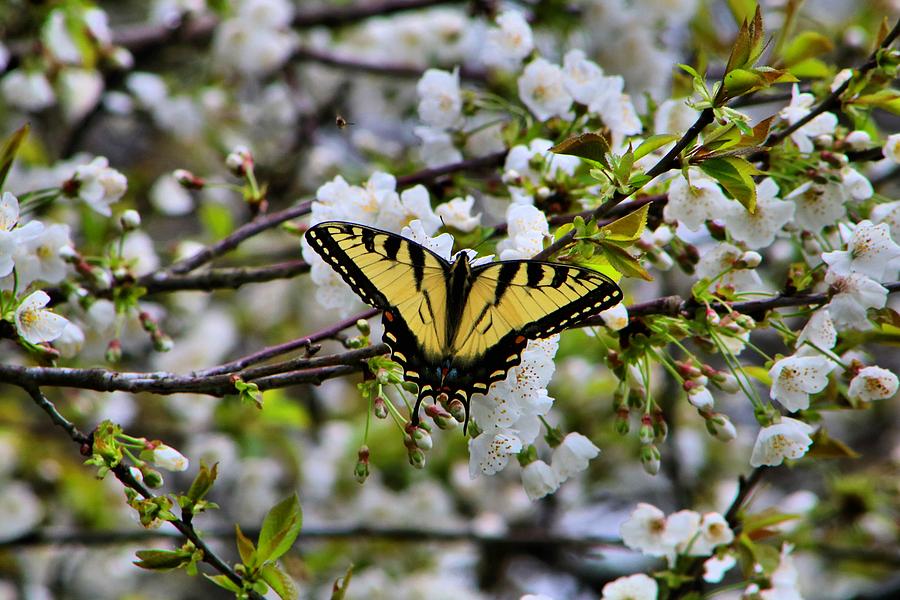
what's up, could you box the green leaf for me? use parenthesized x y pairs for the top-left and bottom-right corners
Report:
(634, 134), (679, 160)
(204, 573), (242, 593)
(550, 132), (611, 169)
(781, 31), (834, 67)
(260, 564), (299, 600)
(855, 90), (900, 115)
(724, 68), (763, 96)
(698, 156), (759, 213)
(601, 203), (650, 243)
(613, 146), (635, 186)
(742, 365), (772, 386)
(185, 461), (218, 505)
(257, 494), (303, 565)
(235, 524), (257, 568)
(0, 123), (29, 191)
(808, 429), (861, 459)
(742, 509), (803, 534)
(788, 57), (832, 79)
(133, 549), (192, 571)
(598, 242), (653, 281)
(199, 201), (235, 241)
(331, 564), (354, 600)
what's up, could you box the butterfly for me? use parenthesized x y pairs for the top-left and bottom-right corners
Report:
(304, 221), (623, 432)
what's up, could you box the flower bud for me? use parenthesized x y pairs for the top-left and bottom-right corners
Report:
(448, 398), (466, 423)
(638, 415), (654, 445)
(226, 145), (252, 175)
(640, 444), (661, 475)
(356, 319), (371, 336)
(173, 169), (205, 190)
(373, 396), (388, 419)
(501, 169), (522, 186)
(354, 446), (370, 483)
(105, 339), (122, 363)
(151, 443), (189, 471)
(614, 408), (630, 435)
(143, 469), (164, 488)
(411, 426), (433, 451)
(424, 403), (456, 429)
(705, 413), (737, 442)
(120, 209), (141, 231)
(688, 387), (715, 410)
(407, 447), (426, 469)
(737, 251), (762, 269)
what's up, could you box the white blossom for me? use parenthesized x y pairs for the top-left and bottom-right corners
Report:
(795, 309), (837, 352)
(0, 482), (42, 543)
(551, 432), (600, 482)
(689, 512), (735, 556)
(822, 220), (900, 281)
(750, 417), (815, 467)
(417, 68), (462, 129)
(468, 431), (523, 476)
(620, 503), (670, 557)
(435, 195), (481, 232)
(694, 242), (764, 292)
(601, 573), (658, 600)
(55, 321), (86, 358)
(785, 180), (847, 233)
(703, 553), (737, 583)
(599, 302), (628, 331)
(825, 270), (888, 330)
(212, 0), (297, 77)
(779, 84), (838, 153)
(517, 58), (574, 122)
(43, 9), (82, 64)
(882, 132), (900, 163)
(521, 460), (560, 500)
(0, 70), (56, 112)
(126, 72), (168, 108)
(150, 173), (194, 216)
(655, 98), (699, 136)
(72, 157), (128, 216)
(13, 223), (72, 287)
(760, 544), (804, 600)
(15, 290), (70, 345)
(496, 203), (548, 259)
(688, 387), (715, 410)
(414, 126), (463, 167)
(841, 167), (873, 201)
(848, 366), (899, 402)
(483, 11), (534, 70)
(664, 170), (733, 231)
(58, 68), (104, 124)
(504, 138), (580, 186)
(724, 178), (795, 249)
(870, 200), (900, 239)
(769, 354), (835, 412)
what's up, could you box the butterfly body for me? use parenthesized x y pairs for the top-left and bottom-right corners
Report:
(305, 221), (623, 431)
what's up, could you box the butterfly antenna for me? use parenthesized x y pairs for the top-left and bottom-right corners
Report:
(410, 393), (425, 427)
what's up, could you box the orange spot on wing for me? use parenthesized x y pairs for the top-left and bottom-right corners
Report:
(515, 335), (525, 344)
(384, 311), (394, 322)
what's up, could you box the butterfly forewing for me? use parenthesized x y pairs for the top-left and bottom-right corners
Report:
(304, 221), (451, 371)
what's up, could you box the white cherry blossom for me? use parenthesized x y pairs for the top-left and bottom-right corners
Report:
(599, 302), (629, 331)
(760, 544), (803, 600)
(822, 220), (900, 281)
(825, 270), (887, 330)
(468, 430), (523, 477)
(15, 290), (70, 345)
(482, 11), (534, 70)
(517, 58), (574, 122)
(151, 443), (189, 471)
(71, 157), (128, 216)
(769, 354), (835, 412)
(561, 49), (606, 105)
(58, 68), (104, 124)
(724, 178), (795, 249)
(664, 170), (733, 231)
(694, 242), (764, 292)
(870, 200), (900, 239)
(795, 309), (837, 353)
(689, 512), (735, 556)
(13, 223), (72, 287)
(883, 132), (900, 163)
(150, 173), (193, 216)
(841, 167), (873, 201)
(496, 203), (549, 259)
(848, 366), (899, 402)
(620, 503), (671, 558)
(435, 195), (481, 232)
(703, 553), (737, 583)
(779, 84), (838, 153)
(414, 126), (463, 167)
(785, 180), (847, 233)
(417, 68), (462, 129)
(601, 573), (658, 600)
(655, 98), (699, 136)
(750, 417), (816, 467)
(521, 459), (560, 500)
(0, 69), (56, 111)
(504, 138), (580, 185)
(551, 432), (600, 482)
